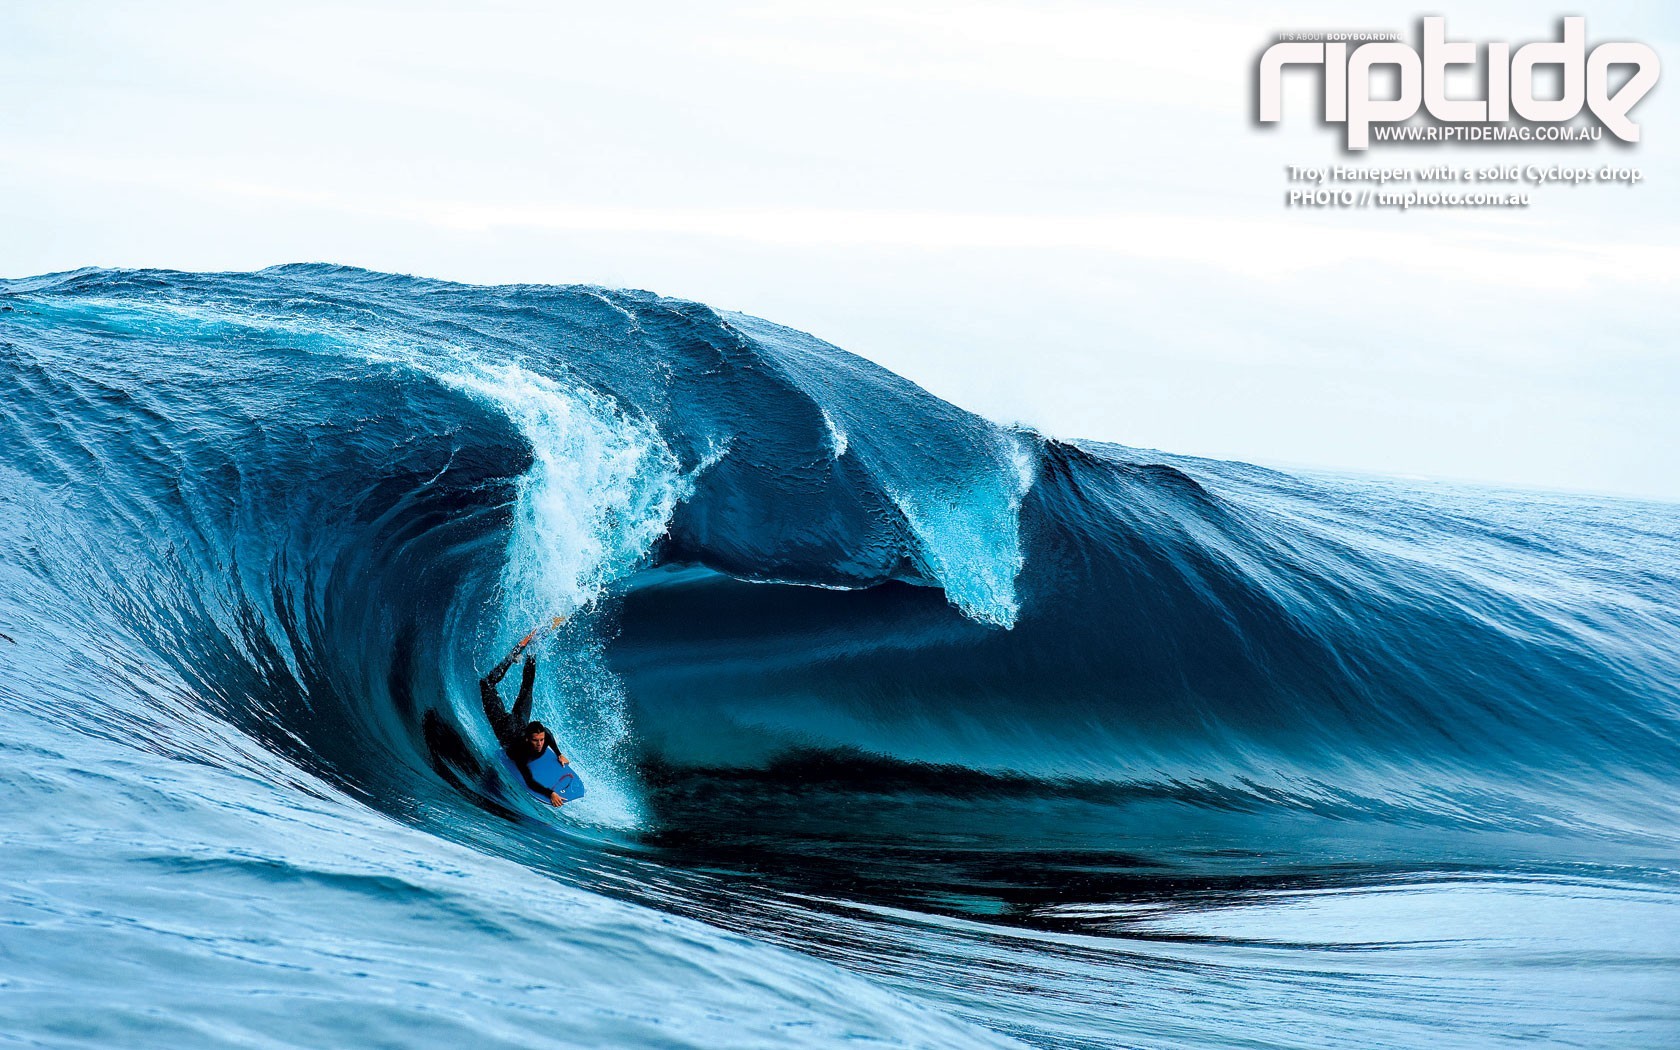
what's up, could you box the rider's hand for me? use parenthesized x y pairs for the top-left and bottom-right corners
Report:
(549, 791), (563, 807)
(558, 753), (569, 766)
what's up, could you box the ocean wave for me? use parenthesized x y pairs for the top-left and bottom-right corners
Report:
(4, 264), (1679, 1048)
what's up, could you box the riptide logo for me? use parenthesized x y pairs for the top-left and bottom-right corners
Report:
(1259, 17), (1660, 150)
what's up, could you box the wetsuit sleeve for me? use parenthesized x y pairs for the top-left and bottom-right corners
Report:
(515, 756), (551, 797)
(482, 642), (524, 688)
(480, 677), (512, 744)
(479, 640), (531, 744)
(508, 658), (536, 729)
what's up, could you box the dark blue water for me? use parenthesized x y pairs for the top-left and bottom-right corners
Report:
(2, 265), (1677, 1048)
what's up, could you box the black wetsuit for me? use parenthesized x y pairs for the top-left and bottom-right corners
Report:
(479, 652), (565, 797)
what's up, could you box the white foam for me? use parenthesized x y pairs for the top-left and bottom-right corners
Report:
(441, 363), (689, 827)
(819, 408), (850, 459)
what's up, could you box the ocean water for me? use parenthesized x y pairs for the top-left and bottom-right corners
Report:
(2, 265), (1677, 1048)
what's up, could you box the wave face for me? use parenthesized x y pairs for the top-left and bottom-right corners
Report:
(3, 265), (1679, 1049)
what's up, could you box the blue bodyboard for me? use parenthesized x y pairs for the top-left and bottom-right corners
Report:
(498, 748), (586, 803)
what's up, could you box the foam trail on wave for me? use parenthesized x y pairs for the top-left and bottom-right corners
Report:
(441, 363), (689, 827)
(819, 408), (849, 459)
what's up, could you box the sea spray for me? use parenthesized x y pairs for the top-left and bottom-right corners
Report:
(440, 363), (689, 826)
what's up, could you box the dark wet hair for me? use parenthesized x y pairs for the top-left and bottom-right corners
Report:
(523, 721), (549, 738)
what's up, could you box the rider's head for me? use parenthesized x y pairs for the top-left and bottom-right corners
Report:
(522, 720), (549, 755)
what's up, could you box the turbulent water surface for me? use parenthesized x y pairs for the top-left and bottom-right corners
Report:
(2, 265), (1677, 1048)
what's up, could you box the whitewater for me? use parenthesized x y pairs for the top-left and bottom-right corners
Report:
(1, 265), (1677, 1048)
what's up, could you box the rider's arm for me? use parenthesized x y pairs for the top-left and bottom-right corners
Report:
(481, 629), (538, 689)
(480, 634), (539, 741)
(508, 657), (537, 728)
(514, 756), (550, 797)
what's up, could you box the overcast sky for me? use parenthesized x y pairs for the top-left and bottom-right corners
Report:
(3, 1), (1676, 499)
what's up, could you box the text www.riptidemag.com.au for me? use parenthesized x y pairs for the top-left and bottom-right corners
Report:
(1285, 163), (1644, 211)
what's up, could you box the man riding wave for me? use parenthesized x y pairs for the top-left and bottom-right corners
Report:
(480, 623), (572, 807)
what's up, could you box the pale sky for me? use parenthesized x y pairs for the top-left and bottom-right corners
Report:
(3, 1), (1676, 499)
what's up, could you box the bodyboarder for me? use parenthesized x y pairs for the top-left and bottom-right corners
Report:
(480, 622), (572, 807)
